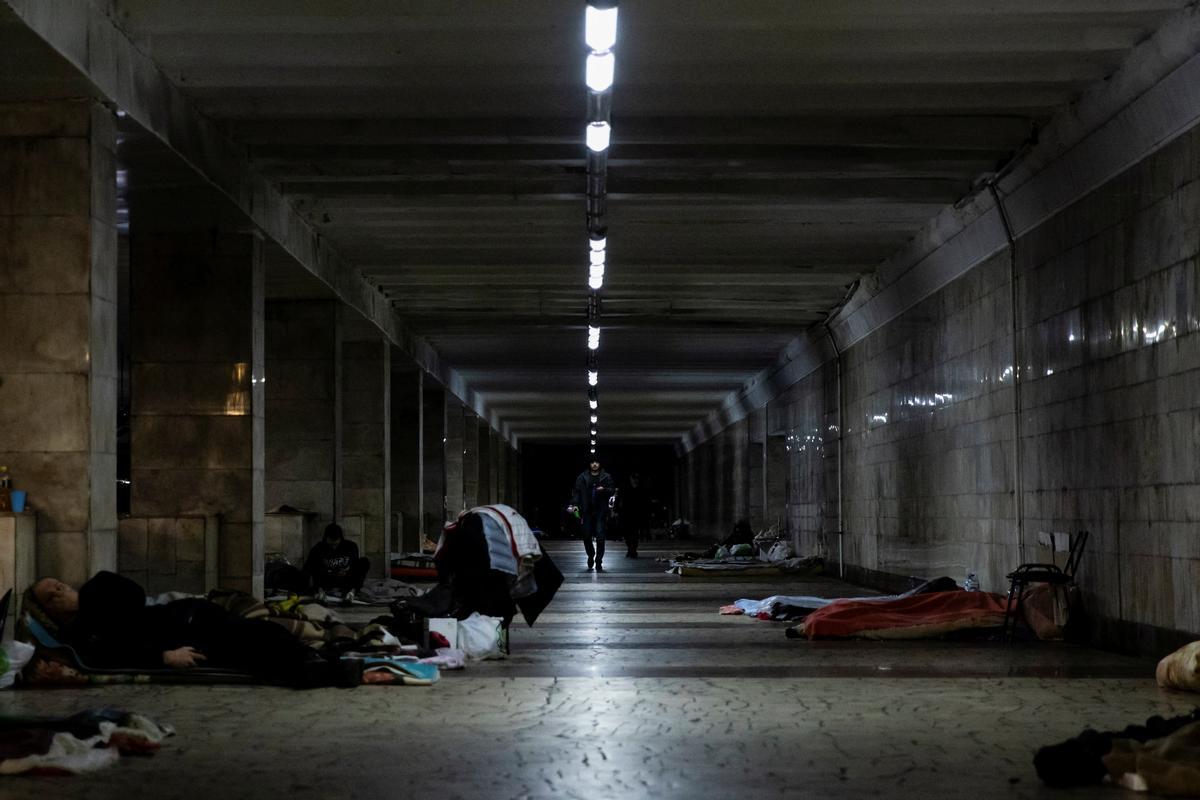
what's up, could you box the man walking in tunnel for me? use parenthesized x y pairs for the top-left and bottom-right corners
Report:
(569, 458), (614, 571)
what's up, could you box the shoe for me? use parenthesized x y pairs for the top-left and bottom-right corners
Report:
(595, 563), (604, 572)
(587, 556), (595, 571)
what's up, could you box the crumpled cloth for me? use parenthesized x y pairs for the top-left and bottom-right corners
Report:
(1104, 720), (1200, 795)
(473, 504), (541, 561)
(359, 578), (421, 603)
(420, 648), (467, 670)
(0, 710), (174, 775)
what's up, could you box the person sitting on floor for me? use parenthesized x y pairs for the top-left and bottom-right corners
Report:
(301, 523), (370, 603)
(29, 572), (345, 687)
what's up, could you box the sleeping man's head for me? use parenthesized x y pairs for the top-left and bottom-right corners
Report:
(32, 577), (80, 623)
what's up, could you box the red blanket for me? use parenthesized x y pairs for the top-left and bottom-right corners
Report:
(802, 591), (1008, 639)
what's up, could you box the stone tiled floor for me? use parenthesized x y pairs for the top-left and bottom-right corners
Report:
(0, 540), (1193, 798)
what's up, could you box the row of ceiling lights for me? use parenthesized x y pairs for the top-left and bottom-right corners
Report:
(583, 1), (618, 456)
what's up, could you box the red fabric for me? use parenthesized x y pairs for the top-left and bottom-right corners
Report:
(390, 566), (438, 580)
(803, 591), (1008, 639)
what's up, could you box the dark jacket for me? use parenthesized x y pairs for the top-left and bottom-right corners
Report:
(68, 571), (222, 669)
(303, 538), (360, 581)
(572, 469), (614, 517)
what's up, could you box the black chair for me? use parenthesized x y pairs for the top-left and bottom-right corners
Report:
(1002, 530), (1089, 642)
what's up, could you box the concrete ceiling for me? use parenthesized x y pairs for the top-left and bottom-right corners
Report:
(8, 1), (1193, 444)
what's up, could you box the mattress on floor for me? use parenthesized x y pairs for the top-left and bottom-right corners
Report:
(801, 590), (1008, 639)
(20, 614), (259, 686)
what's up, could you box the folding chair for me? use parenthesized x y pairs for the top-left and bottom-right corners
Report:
(1002, 530), (1089, 642)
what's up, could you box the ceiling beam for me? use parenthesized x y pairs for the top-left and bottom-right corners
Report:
(681, 0), (1200, 454)
(0, 0), (511, 444)
(230, 116), (1037, 150)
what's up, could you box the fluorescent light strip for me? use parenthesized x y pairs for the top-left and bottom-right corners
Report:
(584, 4), (618, 451)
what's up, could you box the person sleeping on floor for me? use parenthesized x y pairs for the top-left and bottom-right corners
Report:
(28, 572), (349, 687)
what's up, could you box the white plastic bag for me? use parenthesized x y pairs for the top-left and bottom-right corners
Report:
(766, 540), (793, 562)
(1, 641), (36, 688)
(458, 613), (505, 660)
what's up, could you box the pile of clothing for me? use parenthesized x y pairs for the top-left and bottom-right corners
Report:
(372, 505), (560, 664)
(0, 709), (173, 775)
(1035, 709), (1200, 795)
(402, 504), (562, 629)
(666, 554), (824, 577)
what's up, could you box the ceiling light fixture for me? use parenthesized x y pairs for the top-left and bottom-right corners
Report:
(586, 121), (611, 153)
(585, 4), (619, 52)
(586, 51), (615, 92)
(587, 326), (601, 350)
(588, 370), (599, 387)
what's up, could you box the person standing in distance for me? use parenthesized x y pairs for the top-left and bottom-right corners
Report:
(568, 458), (614, 571)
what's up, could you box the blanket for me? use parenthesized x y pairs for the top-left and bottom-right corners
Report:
(207, 591), (357, 645)
(725, 577), (961, 621)
(800, 591), (1008, 639)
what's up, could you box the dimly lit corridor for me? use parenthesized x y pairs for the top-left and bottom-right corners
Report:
(3, 1), (1200, 797)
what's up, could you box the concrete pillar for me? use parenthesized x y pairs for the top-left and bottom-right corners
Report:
(130, 227), (265, 596)
(496, 439), (509, 506)
(488, 429), (501, 504)
(264, 299), (337, 531)
(422, 381), (446, 537)
(748, 408), (766, 531)
(0, 99), (117, 585)
(390, 364), (420, 551)
(684, 451), (697, 528)
(729, 417), (750, 524)
(444, 395), (465, 519)
(462, 410), (481, 510)
(478, 423), (494, 505)
(511, 449), (522, 512)
(339, 318), (390, 576)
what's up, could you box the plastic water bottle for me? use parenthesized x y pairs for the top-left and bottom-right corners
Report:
(963, 572), (980, 592)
